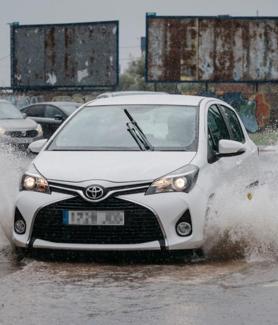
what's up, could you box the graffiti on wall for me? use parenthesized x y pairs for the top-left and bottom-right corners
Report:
(255, 94), (271, 129)
(0, 94), (43, 108)
(193, 83), (278, 133)
(0, 93), (87, 109)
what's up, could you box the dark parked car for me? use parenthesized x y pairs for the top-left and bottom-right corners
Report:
(21, 101), (80, 138)
(0, 100), (43, 146)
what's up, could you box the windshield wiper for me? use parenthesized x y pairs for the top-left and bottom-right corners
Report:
(124, 109), (154, 151)
(126, 122), (145, 151)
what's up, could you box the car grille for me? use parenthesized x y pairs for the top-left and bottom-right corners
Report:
(31, 197), (164, 245)
(7, 130), (38, 138)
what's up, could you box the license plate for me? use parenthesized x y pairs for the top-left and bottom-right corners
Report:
(63, 210), (125, 226)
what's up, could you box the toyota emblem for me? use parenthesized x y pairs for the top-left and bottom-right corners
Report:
(85, 185), (105, 200)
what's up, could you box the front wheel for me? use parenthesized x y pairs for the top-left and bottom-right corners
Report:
(14, 247), (28, 260)
(169, 249), (205, 262)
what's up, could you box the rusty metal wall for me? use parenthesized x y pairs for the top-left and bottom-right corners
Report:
(11, 21), (119, 89)
(146, 16), (278, 82)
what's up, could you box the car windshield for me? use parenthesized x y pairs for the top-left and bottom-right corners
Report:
(48, 105), (198, 151)
(0, 102), (23, 119)
(59, 103), (80, 116)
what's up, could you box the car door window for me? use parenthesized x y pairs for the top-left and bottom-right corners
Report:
(208, 105), (230, 152)
(220, 105), (245, 143)
(23, 105), (45, 117)
(45, 105), (64, 119)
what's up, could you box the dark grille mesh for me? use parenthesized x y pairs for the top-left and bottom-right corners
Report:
(32, 197), (164, 245)
(7, 130), (38, 138)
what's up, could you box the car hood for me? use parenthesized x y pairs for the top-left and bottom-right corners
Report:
(0, 118), (37, 130)
(34, 151), (197, 183)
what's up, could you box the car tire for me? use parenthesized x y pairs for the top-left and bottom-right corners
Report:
(171, 249), (205, 263)
(14, 247), (28, 260)
(192, 248), (205, 261)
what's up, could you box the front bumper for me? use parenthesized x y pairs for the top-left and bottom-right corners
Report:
(22, 239), (161, 251)
(13, 186), (207, 251)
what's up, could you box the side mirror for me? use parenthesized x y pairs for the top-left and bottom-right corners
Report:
(22, 113), (27, 119)
(28, 139), (48, 154)
(218, 139), (245, 157)
(54, 114), (64, 121)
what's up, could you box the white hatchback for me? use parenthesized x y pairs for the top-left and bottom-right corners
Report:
(13, 94), (259, 255)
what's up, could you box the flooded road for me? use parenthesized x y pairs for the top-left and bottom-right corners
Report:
(1, 145), (278, 324)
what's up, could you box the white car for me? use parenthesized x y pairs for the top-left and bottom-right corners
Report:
(0, 100), (43, 146)
(13, 94), (259, 256)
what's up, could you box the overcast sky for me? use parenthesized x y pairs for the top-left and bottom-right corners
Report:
(0, 0), (278, 86)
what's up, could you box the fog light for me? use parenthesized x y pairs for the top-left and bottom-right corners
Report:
(176, 222), (192, 236)
(14, 219), (26, 234)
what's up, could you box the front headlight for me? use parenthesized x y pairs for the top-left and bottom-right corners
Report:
(21, 174), (50, 194)
(0, 127), (6, 135)
(145, 165), (199, 195)
(36, 124), (43, 136)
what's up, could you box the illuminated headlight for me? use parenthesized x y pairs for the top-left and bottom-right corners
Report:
(36, 124), (43, 136)
(146, 165), (199, 195)
(21, 174), (50, 193)
(0, 127), (6, 135)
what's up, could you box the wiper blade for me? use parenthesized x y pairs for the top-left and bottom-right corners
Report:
(126, 123), (145, 151)
(124, 109), (154, 151)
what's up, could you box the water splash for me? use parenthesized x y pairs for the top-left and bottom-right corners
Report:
(0, 143), (31, 244)
(204, 152), (278, 261)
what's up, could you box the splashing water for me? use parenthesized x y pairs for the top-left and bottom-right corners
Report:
(0, 143), (31, 245)
(204, 150), (278, 261)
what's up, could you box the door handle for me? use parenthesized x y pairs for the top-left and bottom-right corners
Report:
(236, 160), (242, 166)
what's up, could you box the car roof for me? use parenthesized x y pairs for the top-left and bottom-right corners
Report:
(24, 101), (79, 107)
(96, 91), (167, 99)
(88, 94), (211, 107)
(21, 101), (80, 111)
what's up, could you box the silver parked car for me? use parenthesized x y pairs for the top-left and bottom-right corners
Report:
(21, 102), (80, 139)
(0, 100), (43, 146)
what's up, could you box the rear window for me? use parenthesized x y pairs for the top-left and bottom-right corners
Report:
(59, 103), (79, 116)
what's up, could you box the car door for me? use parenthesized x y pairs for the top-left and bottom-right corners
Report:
(22, 104), (45, 123)
(43, 105), (66, 138)
(22, 104), (47, 133)
(219, 104), (259, 187)
(203, 103), (244, 196)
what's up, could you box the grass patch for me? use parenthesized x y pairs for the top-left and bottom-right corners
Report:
(249, 130), (278, 146)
